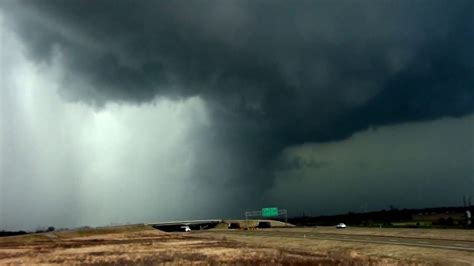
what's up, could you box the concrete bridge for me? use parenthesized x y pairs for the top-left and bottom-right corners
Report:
(146, 219), (223, 232)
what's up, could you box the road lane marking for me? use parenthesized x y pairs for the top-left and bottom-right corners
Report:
(417, 241), (429, 244)
(454, 244), (468, 247)
(388, 239), (399, 242)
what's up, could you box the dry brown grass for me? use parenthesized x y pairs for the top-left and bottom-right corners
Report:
(281, 226), (474, 241)
(0, 225), (373, 265)
(1, 225), (472, 265)
(195, 228), (474, 265)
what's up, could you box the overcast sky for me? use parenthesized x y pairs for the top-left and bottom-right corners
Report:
(1, 0), (473, 230)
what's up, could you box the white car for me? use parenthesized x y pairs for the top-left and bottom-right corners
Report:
(180, 225), (191, 232)
(336, 223), (347, 229)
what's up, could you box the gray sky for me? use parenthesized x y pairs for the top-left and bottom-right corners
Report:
(1, 1), (473, 230)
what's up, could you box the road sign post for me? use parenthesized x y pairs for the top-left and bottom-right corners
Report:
(244, 208), (288, 228)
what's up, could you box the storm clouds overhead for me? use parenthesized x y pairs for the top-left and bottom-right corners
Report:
(1, 0), (473, 230)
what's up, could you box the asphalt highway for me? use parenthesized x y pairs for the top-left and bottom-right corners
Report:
(196, 229), (474, 252)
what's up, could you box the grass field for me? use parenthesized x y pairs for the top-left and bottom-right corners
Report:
(0, 224), (473, 264)
(195, 227), (474, 265)
(277, 226), (474, 241)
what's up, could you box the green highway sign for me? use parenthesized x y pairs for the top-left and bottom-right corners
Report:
(262, 207), (279, 217)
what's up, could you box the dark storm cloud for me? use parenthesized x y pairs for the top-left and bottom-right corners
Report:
(274, 156), (331, 171)
(2, 0), (473, 192)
